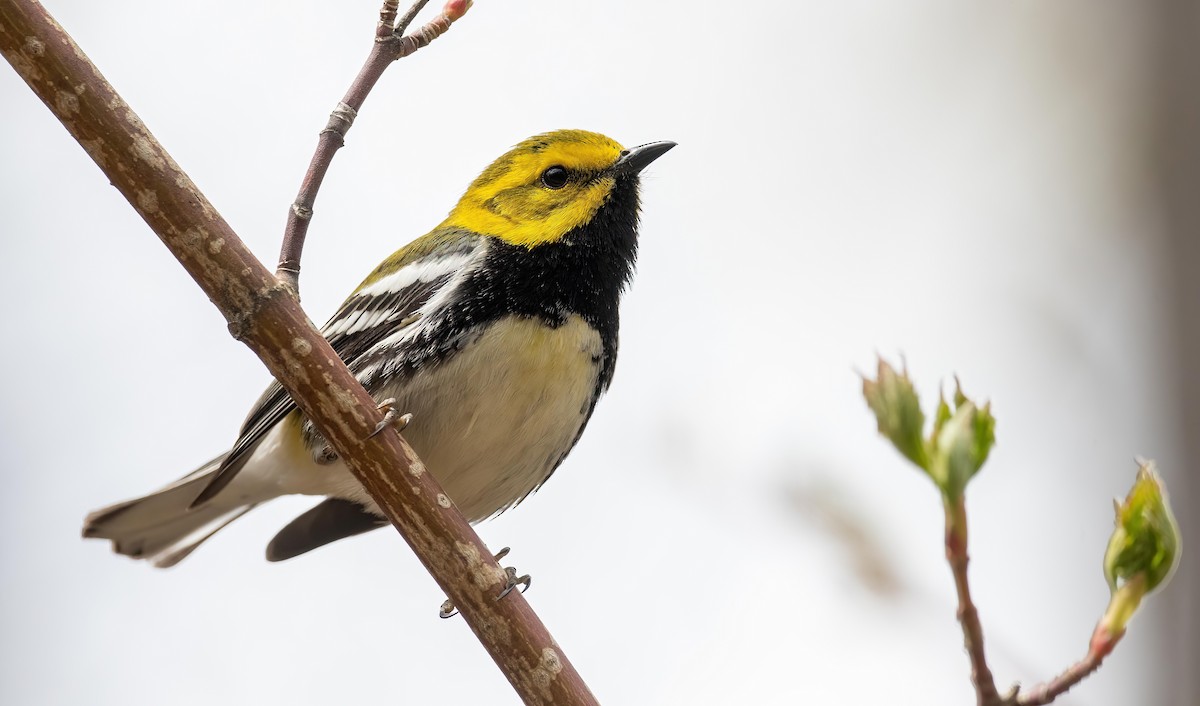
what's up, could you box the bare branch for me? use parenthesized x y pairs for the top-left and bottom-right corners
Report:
(1011, 590), (1128, 704)
(395, 0), (431, 36)
(277, 0), (470, 294)
(0, 2), (597, 703)
(1015, 649), (1107, 705)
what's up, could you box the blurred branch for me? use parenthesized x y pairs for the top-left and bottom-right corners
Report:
(1013, 632), (1112, 705)
(782, 478), (903, 598)
(0, 1), (599, 703)
(277, 0), (472, 295)
(943, 495), (1004, 705)
(863, 358), (1180, 706)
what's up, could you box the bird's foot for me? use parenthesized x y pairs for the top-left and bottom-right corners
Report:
(313, 445), (339, 465)
(495, 546), (532, 601)
(368, 398), (413, 439)
(438, 547), (531, 619)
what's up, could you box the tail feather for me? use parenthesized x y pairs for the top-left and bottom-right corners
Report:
(149, 504), (258, 568)
(83, 454), (258, 568)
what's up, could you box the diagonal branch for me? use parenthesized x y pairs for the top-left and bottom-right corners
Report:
(277, 0), (470, 295)
(0, 2), (597, 704)
(1013, 606), (1125, 705)
(1015, 649), (1106, 705)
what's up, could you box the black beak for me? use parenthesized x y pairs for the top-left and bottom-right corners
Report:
(612, 140), (676, 176)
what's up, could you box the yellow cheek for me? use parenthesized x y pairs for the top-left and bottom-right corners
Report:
(449, 177), (614, 247)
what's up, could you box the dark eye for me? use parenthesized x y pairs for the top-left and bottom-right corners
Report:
(540, 166), (569, 189)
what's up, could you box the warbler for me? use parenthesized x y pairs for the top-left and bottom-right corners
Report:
(84, 129), (674, 567)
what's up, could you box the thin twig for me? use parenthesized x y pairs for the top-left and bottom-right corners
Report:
(1014, 614), (1125, 705)
(394, 0), (431, 36)
(944, 496), (1004, 706)
(276, 0), (469, 294)
(1015, 651), (1104, 705)
(944, 493), (1128, 706)
(0, 2), (597, 703)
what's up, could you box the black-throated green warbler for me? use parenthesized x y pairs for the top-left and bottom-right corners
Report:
(84, 130), (674, 567)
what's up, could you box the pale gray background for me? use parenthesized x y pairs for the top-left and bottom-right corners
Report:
(1, 1), (1196, 704)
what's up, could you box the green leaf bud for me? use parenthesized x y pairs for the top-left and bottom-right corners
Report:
(862, 358), (929, 472)
(1098, 461), (1180, 636)
(1103, 461), (1180, 596)
(929, 399), (995, 500)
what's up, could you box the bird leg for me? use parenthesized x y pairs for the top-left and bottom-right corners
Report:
(497, 565), (533, 600)
(495, 545), (533, 600)
(303, 422), (341, 465)
(311, 398), (411, 462)
(368, 398), (413, 439)
(438, 547), (532, 619)
(313, 445), (339, 465)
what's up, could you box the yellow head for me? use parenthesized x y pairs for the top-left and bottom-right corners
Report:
(446, 130), (669, 248)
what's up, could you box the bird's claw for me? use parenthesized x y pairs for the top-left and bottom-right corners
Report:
(368, 398), (412, 439)
(437, 547), (531, 619)
(496, 566), (532, 601)
(313, 444), (339, 465)
(492, 546), (531, 601)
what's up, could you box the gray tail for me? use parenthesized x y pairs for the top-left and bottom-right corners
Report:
(83, 454), (258, 568)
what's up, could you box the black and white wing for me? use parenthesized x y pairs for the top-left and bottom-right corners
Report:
(190, 231), (482, 507)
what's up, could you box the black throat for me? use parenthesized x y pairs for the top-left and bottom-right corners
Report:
(451, 176), (642, 388)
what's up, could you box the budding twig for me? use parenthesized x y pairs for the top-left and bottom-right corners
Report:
(276, 0), (472, 295)
(863, 359), (1179, 706)
(1013, 627), (1118, 706)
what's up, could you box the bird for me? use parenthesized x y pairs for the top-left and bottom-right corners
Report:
(83, 129), (674, 568)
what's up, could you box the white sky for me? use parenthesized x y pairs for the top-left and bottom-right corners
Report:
(0, 1), (1190, 705)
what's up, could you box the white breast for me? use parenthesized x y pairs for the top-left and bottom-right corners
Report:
(236, 314), (604, 522)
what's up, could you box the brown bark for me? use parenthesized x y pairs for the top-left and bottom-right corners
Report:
(277, 0), (464, 293)
(0, 1), (597, 703)
(943, 497), (1002, 706)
